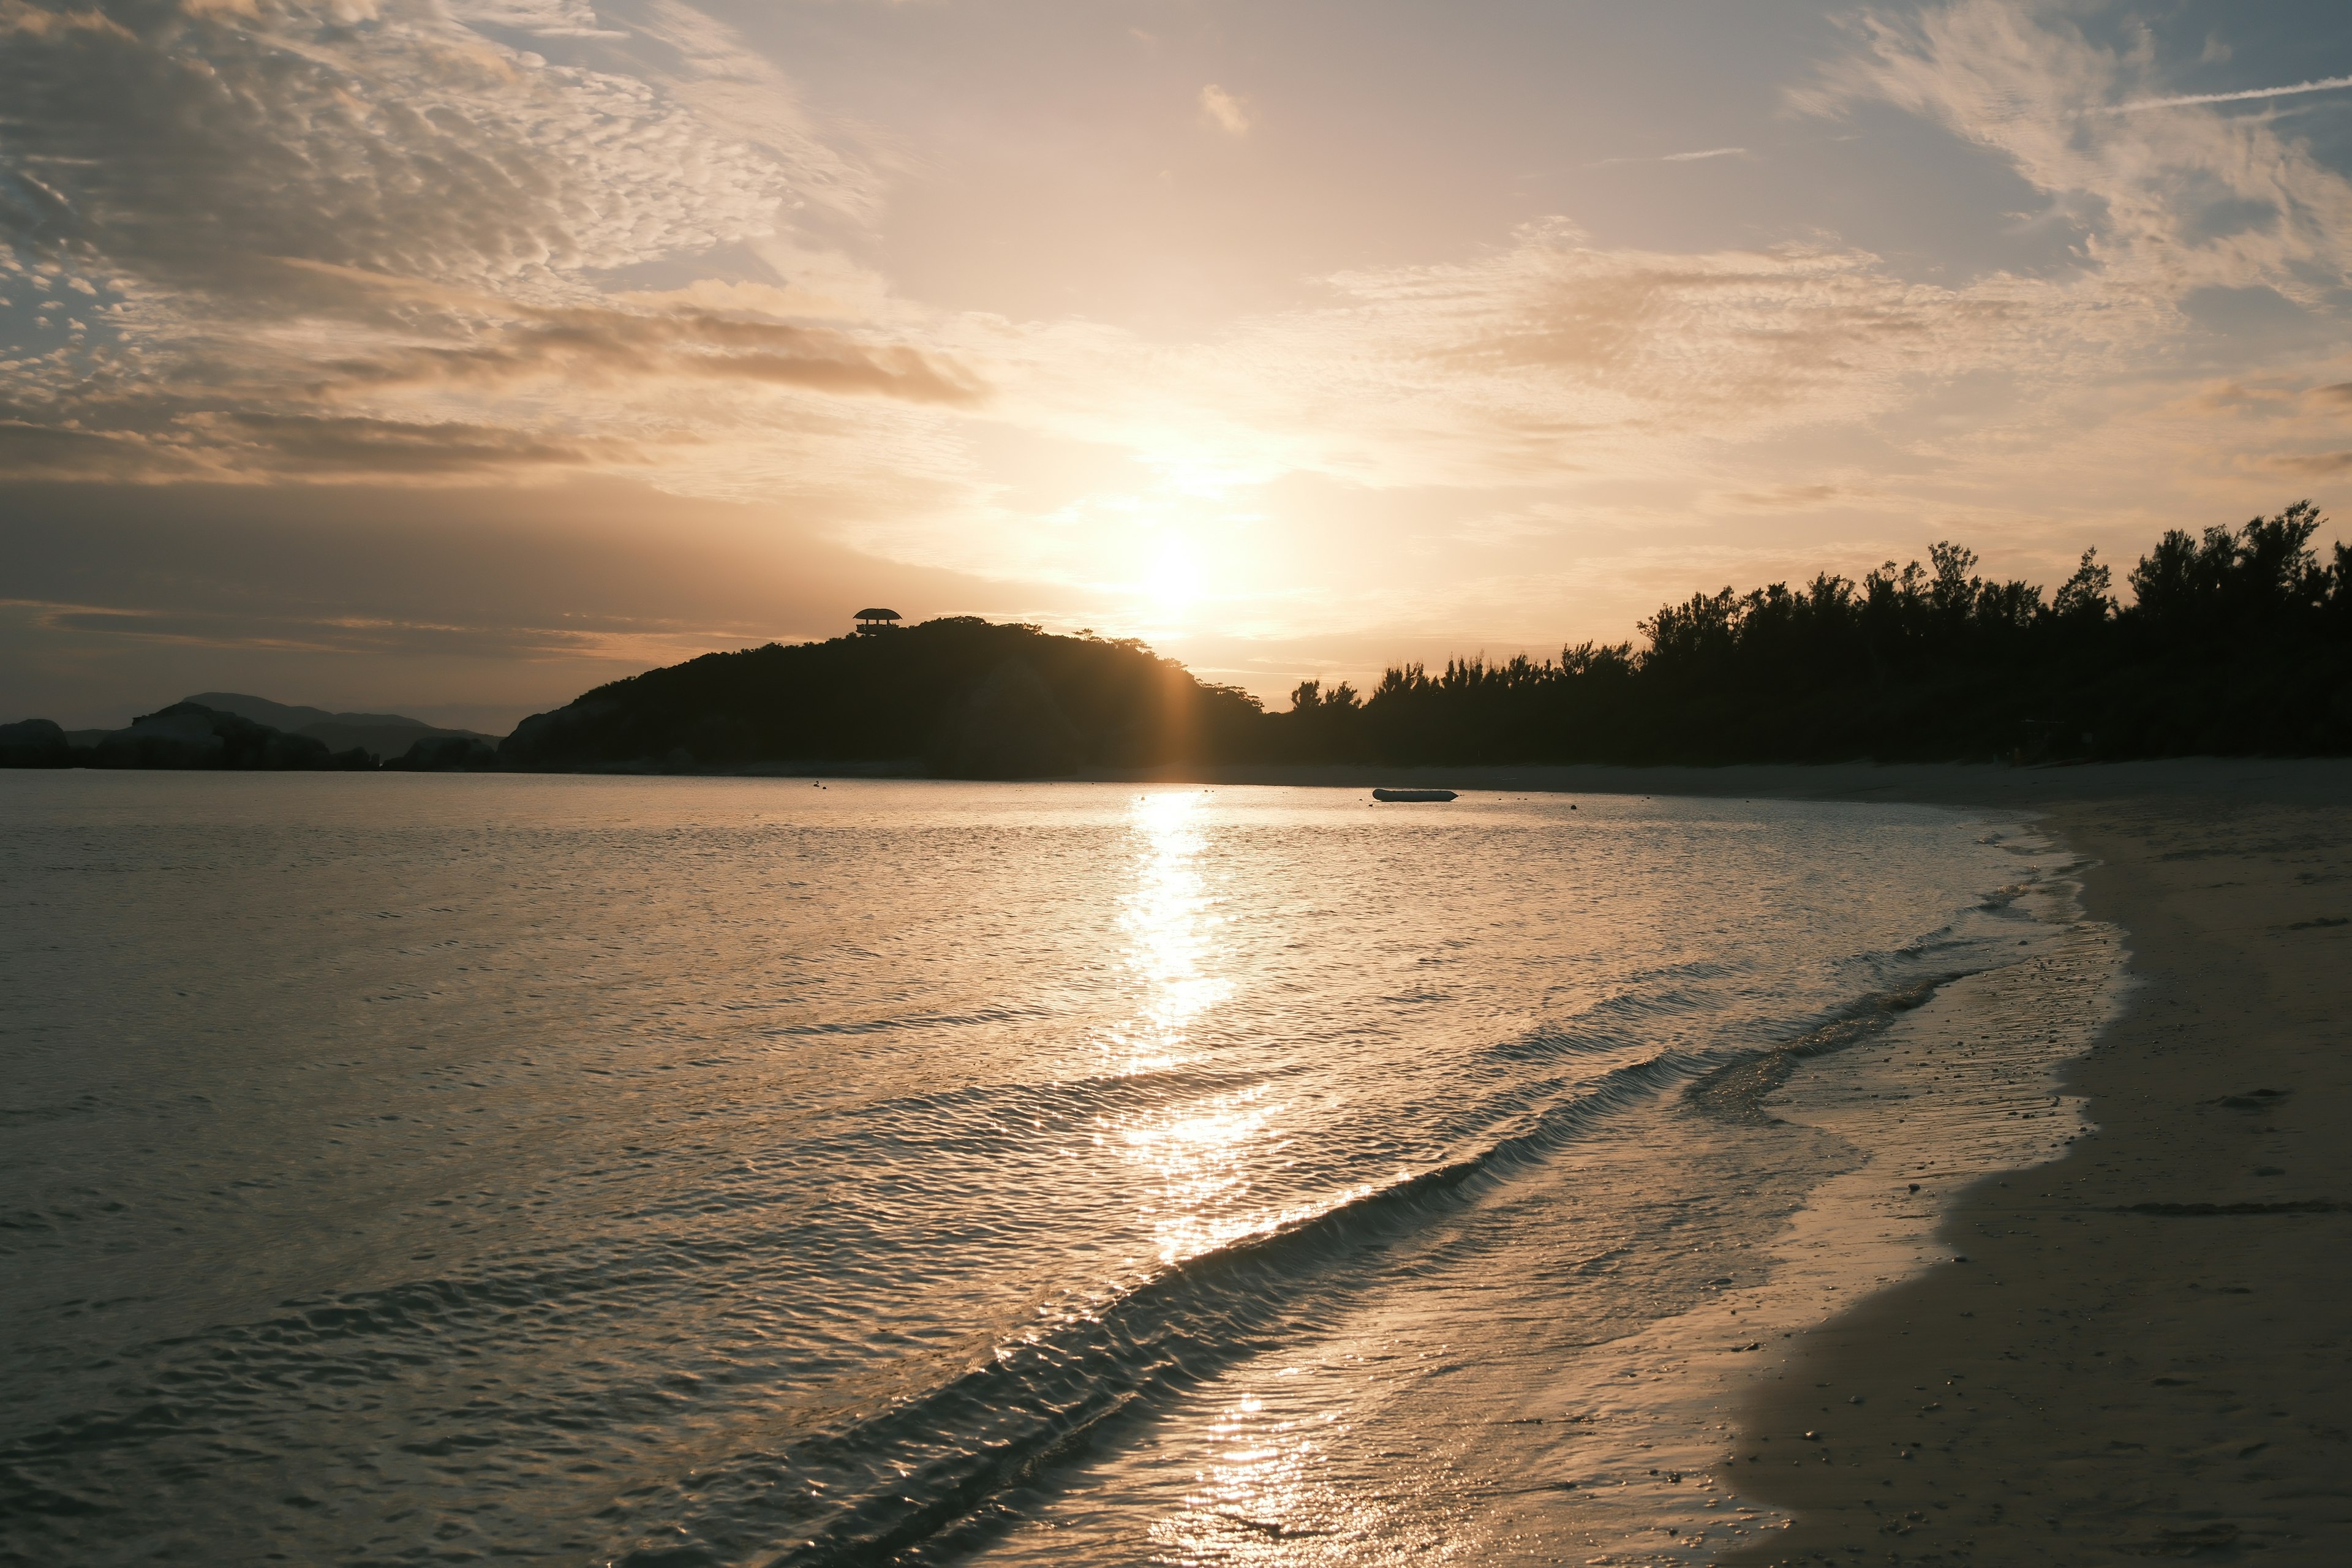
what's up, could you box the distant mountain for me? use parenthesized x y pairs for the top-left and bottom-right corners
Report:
(183, 693), (497, 764)
(72, 703), (374, 771)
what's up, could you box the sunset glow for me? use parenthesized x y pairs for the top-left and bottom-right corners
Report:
(4, 1), (2350, 726)
(11, 9), (2352, 1558)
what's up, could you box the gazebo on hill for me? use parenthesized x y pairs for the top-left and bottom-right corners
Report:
(853, 608), (902, 635)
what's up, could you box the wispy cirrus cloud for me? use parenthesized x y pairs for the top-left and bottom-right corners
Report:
(1790, 0), (2352, 296)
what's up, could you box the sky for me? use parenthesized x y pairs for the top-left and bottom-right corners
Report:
(5, 0), (2352, 730)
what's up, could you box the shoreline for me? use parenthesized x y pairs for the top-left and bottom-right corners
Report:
(1453, 833), (2125, 1566)
(1689, 759), (2352, 1562)
(11, 760), (2342, 1558)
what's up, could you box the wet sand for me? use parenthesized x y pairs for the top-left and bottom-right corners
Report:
(1465, 867), (2125, 1565)
(1191, 758), (2352, 1559)
(1717, 762), (2352, 1564)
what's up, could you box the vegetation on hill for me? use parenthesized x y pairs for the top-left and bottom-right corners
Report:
(1268, 502), (2352, 766)
(7, 502), (2346, 775)
(499, 617), (1266, 775)
(184, 692), (495, 764)
(45, 703), (376, 770)
(0, 701), (485, 770)
(492, 500), (2347, 774)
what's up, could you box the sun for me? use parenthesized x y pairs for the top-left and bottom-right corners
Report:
(1144, 532), (1206, 619)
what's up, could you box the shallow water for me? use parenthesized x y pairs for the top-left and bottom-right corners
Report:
(0, 775), (2096, 1566)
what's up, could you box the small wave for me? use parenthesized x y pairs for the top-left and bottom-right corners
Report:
(611, 949), (2037, 1562)
(832, 1060), (1300, 1127)
(761, 1006), (1057, 1039)
(1682, 971), (1968, 1125)
(1482, 960), (1749, 1065)
(607, 1052), (1698, 1567)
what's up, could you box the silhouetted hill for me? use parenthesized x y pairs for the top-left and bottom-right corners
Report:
(183, 692), (360, 731)
(489, 503), (2352, 774)
(0, 719), (71, 767)
(81, 703), (374, 771)
(10, 502), (2346, 776)
(186, 692), (496, 763)
(500, 618), (1266, 776)
(2, 701), (478, 771)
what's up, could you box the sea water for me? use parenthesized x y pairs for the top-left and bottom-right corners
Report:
(0, 775), (2117, 1565)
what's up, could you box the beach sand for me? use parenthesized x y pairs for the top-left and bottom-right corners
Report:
(1714, 762), (2352, 1565)
(1172, 758), (2352, 1560)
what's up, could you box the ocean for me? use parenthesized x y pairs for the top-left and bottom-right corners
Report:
(0, 775), (2120, 1566)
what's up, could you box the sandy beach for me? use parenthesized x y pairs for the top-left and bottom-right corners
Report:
(1714, 761), (2352, 1564)
(1577, 761), (2352, 1561)
(1166, 758), (2352, 1559)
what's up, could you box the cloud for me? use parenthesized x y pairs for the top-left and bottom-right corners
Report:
(212, 414), (664, 475)
(17, 0), (2299, 523)
(0, 416), (158, 479)
(0, 0), (960, 483)
(0, 1), (793, 299)
(1720, 483), (1855, 511)
(450, 0), (629, 40)
(608, 0), (885, 229)
(976, 224), (2057, 503)
(1792, 0), (2352, 301)
(871, 7), (2352, 611)
(15, 599), (622, 659)
(1199, 83), (1251, 137)
(321, 300), (985, 405)
(2269, 450), (2352, 476)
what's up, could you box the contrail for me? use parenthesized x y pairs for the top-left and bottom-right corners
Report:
(1591, 146), (1747, 167)
(2105, 74), (2352, 113)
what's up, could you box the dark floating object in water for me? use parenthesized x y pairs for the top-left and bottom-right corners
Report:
(1371, 788), (1458, 803)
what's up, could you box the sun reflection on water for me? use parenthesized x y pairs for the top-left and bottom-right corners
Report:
(1103, 790), (1230, 1076)
(1100, 791), (1281, 1266)
(1090, 794), (1420, 1558)
(1146, 1378), (1438, 1566)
